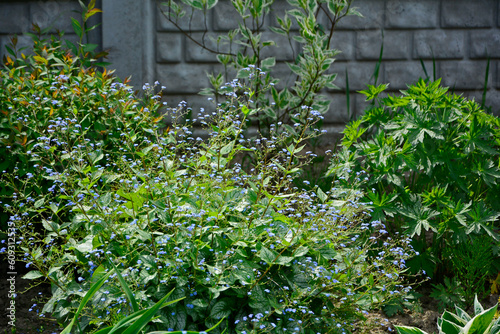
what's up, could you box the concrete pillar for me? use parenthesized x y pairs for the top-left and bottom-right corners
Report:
(102, 0), (155, 89)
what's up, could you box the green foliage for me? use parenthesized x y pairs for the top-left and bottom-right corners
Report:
(0, 31), (155, 233)
(444, 235), (495, 306)
(0, 0), (111, 231)
(61, 262), (221, 334)
(395, 296), (500, 334)
(328, 78), (500, 293)
(430, 277), (466, 313)
(1, 33), (414, 332)
(70, 0), (109, 68)
(157, 0), (360, 139)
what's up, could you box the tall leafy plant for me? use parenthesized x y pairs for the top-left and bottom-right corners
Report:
(328, 79), (500, 292)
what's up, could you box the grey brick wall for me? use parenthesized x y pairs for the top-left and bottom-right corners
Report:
(154, 0), (500, 122)
(1, 0), (500, 130)
(0, 0), (101, 67)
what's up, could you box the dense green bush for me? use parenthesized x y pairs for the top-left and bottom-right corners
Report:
(328, 79), (500, 304)
(0, 27), (163, 232)
(1, 33), (415, 333)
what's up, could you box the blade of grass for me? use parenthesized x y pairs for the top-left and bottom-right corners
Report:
(148, 318), (226, 334)
(419, 59), (429, 81)
(431, 49), (436, 82)
(121, 290), (184, 334)
(60, 268), (115, 334)
(481, 56), (490, 109)
(345, 68), (351, 120)
(106, 255), (139, 313)
(101, 309), (150, 334)
(94, 293), (185, 334)
(370, 30), (384, 86)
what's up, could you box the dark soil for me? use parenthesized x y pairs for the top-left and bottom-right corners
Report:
(363, 287), (499, 334)
(0, 260), (62, 334)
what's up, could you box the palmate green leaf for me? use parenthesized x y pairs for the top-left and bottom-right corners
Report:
(472, 159), (500, 187)
(466, 202), (500, 240)
(341, 119), (367, 147)
(386, 172), (402, 187)
(409, 127), (443, 146)
(401, 195), (439, 237)
(358, 83), (389, 101)
(462, 115), (498, 155)
(383, 301), (405, 317)
(449, 200), (471, 227)
(365, 191), (398, 221)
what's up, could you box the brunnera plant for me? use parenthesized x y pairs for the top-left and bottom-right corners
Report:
(3, 66), (415, 333)
(328, 79), (500, 294)
(157, 0), (360, 137)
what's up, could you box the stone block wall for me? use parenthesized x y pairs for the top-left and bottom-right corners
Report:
(154, 0), (500, 123)
(0, 0), (101, 61)
(1, 0), (500, 130)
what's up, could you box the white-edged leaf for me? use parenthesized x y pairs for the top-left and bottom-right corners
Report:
(23, 270), (44, 280)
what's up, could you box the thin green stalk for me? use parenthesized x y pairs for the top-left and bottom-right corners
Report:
(481, 56), (490, 110)
(371, 31), (384, 87)
(419, 59), (429, 81)
(345, 68), (351, 120)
